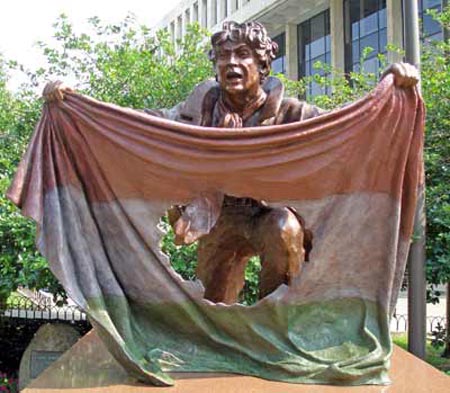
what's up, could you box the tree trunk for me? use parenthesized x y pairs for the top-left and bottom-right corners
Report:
(442, 281), (450, 358)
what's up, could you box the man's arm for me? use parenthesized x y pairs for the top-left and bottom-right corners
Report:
(276, 98), (325, 124)
(143, 103), (184, 121)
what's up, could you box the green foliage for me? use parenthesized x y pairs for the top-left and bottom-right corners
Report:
(277, 45), (397, 109)
(421, 7), (450, 302)
(0, 372), (18, 393)
(241, 256), (261, 305)
(159, 216), (198, 281)
(0, 15), (213, 304)
(430, 323), (448, 350)
(0, 59), (65, 303)
(29, 14), (213, 109)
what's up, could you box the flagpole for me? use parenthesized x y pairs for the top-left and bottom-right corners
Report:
(403, 0), (426, 359)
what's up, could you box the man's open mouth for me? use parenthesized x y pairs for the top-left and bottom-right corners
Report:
(226, 70), (243, 81)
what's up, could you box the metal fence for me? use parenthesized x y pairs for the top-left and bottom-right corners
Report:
(0, 295), (87, 322)
(1, 294), (447, 332)
(391, 313), (447, 333)
(0, 295), (91, 375)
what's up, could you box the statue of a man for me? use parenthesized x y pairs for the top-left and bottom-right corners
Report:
(43, 21), (419, 305)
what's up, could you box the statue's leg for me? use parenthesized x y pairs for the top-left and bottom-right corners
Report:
(256, 207), (305, 299)
(197, 211), (255, 304)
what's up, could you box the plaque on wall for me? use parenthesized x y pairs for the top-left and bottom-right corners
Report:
(30, 350), (63, 379)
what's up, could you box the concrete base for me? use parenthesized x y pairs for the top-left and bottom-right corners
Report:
(24, 330), (450, 393)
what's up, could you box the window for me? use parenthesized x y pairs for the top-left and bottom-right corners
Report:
(211, 0), (217, 26)
(177, 15), (182, 40)
(298, 9), (331, 96)
(344, 0), (387, 75)
(202, 0), (208, 27)
(272, 33), (286, 75)
(185, 9), (191, 29)
(170, 21), (175, 43)
(193, 2), (199, 23)
(222, 0), (228, 19)
(419, 0), (443, 42)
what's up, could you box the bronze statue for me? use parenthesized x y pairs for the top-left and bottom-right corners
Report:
(43, 21), (419, 305)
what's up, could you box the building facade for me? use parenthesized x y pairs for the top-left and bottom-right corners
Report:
(153, 0), (445, 94)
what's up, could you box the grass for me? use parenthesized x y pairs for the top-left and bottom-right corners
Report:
(392, 333), (450, 375)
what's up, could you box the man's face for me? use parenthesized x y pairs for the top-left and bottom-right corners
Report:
(215, 41), (261, 95)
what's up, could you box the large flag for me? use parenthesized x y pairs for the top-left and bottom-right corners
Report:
(8, 75), (424, 386)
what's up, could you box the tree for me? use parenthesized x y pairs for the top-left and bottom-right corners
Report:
(421, 6), (450, 357)
(32, 14), (213, 108)
(0, 59), (64, 304)
(0, 15), (214, 304)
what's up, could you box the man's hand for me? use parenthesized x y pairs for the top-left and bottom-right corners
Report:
(42, 80), (74, 102)
(167, 206), (184, 228)
(381, 62), (419, 88)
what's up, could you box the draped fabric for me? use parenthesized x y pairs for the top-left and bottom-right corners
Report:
(8, 75), (424, 386)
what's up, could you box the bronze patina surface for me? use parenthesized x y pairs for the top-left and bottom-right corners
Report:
(13, 21), (423, 387)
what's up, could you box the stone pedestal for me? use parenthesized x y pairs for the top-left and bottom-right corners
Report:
(19, 323), (81, 391)
(23, 330), (450, 393)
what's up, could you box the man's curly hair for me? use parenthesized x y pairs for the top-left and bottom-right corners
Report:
(209, 21), (279, 82)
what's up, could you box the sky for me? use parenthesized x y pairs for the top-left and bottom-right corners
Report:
(0, 0), (180, 89)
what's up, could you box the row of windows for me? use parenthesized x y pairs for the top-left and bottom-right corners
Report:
(419, 0), (443, 40)
(344, 0), (387, 75)
(271, 34), (286, 75)
(272, 0), (444, 96)
(299, 9), (332, 96)
(169, 0), (252, 40)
